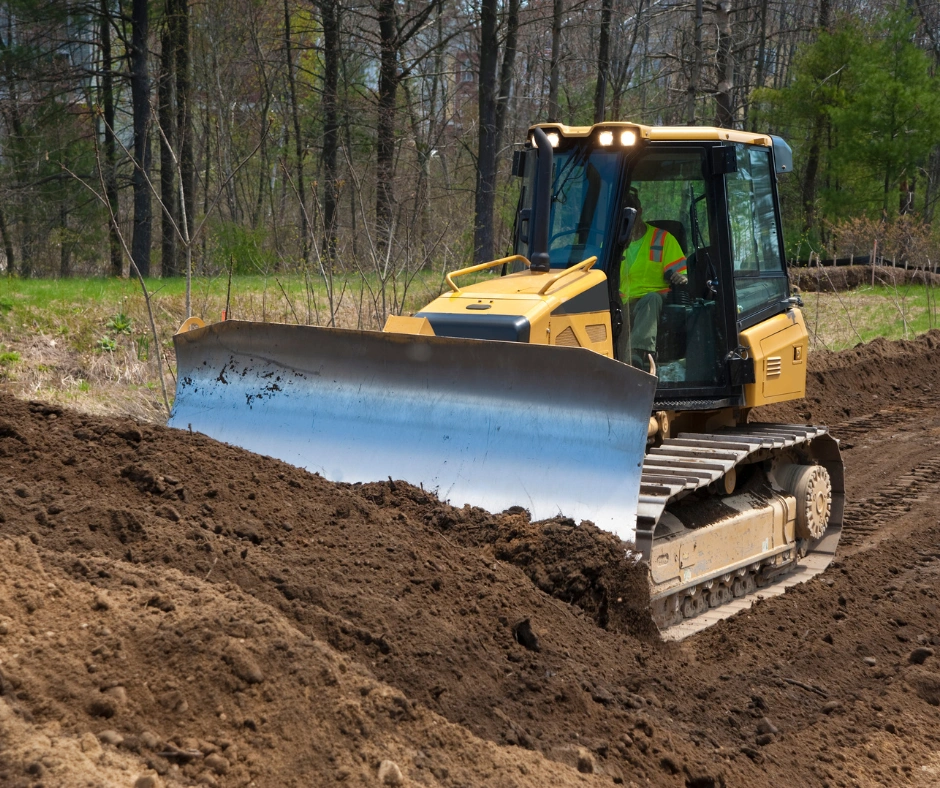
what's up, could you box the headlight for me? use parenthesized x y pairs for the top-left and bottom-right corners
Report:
(598, 130), (614, 146)
(620, 130), (636, 146)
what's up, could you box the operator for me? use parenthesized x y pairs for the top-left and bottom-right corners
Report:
(618, 192), (687, 371)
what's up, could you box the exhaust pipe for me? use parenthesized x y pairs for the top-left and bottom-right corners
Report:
(529, 127), (553, 273)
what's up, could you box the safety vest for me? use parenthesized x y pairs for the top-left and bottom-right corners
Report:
(620, 225), (687, 300)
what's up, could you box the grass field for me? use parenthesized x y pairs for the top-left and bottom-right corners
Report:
(802, 282), (940, 350)
(0, 272), (936, 422)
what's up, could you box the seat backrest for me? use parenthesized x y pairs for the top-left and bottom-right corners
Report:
(647, 220), (688, 256)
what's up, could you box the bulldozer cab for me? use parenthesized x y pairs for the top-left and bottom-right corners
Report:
(513, 127), (791, 409)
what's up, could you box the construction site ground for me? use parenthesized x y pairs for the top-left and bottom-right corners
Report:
(2, 331), (940, 787)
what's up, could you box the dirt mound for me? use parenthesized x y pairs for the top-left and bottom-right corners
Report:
(790, 265), (940, 292)
(3, 330), (940, 786)
(756, 328), (940, 426)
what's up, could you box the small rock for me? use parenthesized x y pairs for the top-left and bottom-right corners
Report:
(378, 759), (404, 785)
(756, 717), (778, 735)
(0, 621), (8, 635)
(756, 733), (775, 746)
(223, 644), (265, 684)
(624, 693), (646, 709)
(156, 505), (181, 522)
(25, 761), (44, 776)
(98, 729), (124, 746)
(909, 647), (934, 665)
(821, 700), (843, 715)
(93, 593), (111, 611)
(204, 753), (230, 775)
(80, 732), (102, 756)
(864, 657), (877, 666)
(576, 747), (596, 774)
(134, 775), (162, 788)
(591, 686), (614, 705)
(104, 685), (127, 705)
(139, 731), (161, 750)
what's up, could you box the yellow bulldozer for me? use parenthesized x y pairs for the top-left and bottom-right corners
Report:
(170, 123), (843, 636)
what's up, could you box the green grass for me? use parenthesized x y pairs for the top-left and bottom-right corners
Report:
(802, 282), (940, 351)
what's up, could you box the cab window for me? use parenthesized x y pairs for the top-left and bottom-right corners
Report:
(726, 145), (787, 318)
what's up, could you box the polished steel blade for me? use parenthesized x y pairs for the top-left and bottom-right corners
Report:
(170, 321), (656, 541)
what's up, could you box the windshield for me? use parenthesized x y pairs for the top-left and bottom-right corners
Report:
(545, 147), (621, 268)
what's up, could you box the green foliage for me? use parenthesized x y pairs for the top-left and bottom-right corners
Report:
(207, 222), (277, 275)
(96, 336), (117, 353)
(0, 350), (20, 365)
(106, 313), (132, 334)
(755, 11), (940, 255)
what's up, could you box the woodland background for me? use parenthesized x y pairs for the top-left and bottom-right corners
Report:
(0, 0), (938, 286)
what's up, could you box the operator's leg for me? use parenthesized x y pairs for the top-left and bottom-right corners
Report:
(629, 293), (662, 370)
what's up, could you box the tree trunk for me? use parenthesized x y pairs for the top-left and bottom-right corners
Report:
(176, 0), (194, 260)
(376, 0), (398, 256)
(714, 0), (734, 128)
(319, 0), (340, 262)
(284, 0), (309, 264)
(593, 0), (611, 123)
(749, 0), (768, 129)
(100, 0), (122, 277)
(158, 0), (178, 276)
(59, 204), (71, 278)
(800, 0), (832, 236)
(495, 0), (520, 151)
(548, 0), (563, 121)
(687, 0), (703, 123)
(131, 0), (152, 277)
(0, 205), (14, 276)
(473, 0), (498, 263)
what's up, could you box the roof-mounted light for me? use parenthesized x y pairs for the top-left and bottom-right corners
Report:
(531, 131), (561, 148)
(620, 130), (636, 146)
(598, 130), (614, 146)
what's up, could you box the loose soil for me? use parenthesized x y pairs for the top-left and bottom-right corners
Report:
(2, 331), (940, 787)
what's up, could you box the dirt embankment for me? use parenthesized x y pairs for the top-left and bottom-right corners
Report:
(1, 331), (940, 786)
(790, 265), (940, 293)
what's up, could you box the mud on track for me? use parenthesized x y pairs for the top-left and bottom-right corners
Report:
(1, 331), (940, 787)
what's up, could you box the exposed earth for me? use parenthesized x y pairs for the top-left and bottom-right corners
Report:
(2, 331), (940, 787)
(790, 264), (940, 292)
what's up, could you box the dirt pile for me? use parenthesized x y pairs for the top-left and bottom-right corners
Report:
(2, 332), (940, 786)
(790, 265), (940, 292)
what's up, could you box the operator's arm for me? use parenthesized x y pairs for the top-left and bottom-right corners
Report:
(662, 234), (687, 286)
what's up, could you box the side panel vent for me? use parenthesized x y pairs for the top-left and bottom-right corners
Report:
(586, 324), (608, 343)
(555, 327), (580, 347)
(766, 356), (782, 378)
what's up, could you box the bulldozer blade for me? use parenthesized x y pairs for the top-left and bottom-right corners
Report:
(170, 321), (657, 541)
